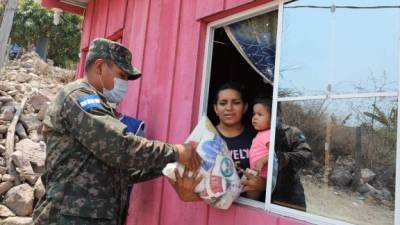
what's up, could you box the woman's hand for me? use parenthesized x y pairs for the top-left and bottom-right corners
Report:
(168, 167), (202, 202)
(242, 171), (266, 192)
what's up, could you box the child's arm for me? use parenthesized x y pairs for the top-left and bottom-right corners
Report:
(254, 155), (268, 173)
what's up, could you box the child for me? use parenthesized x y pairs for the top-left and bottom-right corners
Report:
(250, 97), (271, 176)
(246, 97), (271, 199)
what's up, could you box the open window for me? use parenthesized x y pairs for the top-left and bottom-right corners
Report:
(200, 0), (400, 224)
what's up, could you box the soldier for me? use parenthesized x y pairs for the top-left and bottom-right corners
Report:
(271, 121), (312, 211)
(32, 38), (202, 225)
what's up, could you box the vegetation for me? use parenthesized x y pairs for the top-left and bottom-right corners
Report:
(8, 0), (82, 68)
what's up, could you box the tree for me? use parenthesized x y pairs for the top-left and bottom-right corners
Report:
(9, 0), (82, 68)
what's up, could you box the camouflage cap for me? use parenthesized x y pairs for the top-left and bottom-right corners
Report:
(86, 38), (141, 80)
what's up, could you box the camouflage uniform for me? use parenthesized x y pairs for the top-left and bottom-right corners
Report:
(33, 39), (178, 225)
(272, 124), (312, 211)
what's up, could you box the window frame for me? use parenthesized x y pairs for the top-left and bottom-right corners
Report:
(198, 0), (400, 224)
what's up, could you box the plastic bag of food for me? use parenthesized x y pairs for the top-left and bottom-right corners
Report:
(163, 116), (241, 209)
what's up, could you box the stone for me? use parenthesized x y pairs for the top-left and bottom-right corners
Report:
(15, 139), (45, 173)
(381, 188), (392, 201)
(0, 167), (7, 175)
(0, 157), (5, 167)
(0, 126), (8, 135)
(0, 82), (13, 92)
(0, 182), (14, 195)
(0, 96), (14, 103)
(28, 130), (43, 143)
(0, 107), (16, 121)
(15, 123), (28, 140)
(16, 73), (32, 83)
(20, 60), (34, 69)
(0, 205), (16, 217)
(19, 114), (41, 132)
(0, 217), (32, 225)
(34, 178), (45, 200)
(36, 102), (49, 121)
(361, 168), (376, 183)
(0, 145), (5, 154)
(330, 168), (352, 187)
(6, 91), (18, 97)
(28, 92), (50, 112)
(1, 175), (15, 183)
(11, 151), (38, 185)
(4, 184), (34, 216)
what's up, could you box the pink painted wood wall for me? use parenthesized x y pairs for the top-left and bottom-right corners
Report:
(44, 0), (310, 224)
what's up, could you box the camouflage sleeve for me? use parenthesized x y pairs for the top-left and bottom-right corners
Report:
(285, 126), (312, 169)
(124, 168), (162, 183)
(60, 89), (179, 170)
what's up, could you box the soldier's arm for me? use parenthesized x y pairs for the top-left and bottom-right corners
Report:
(60, 89), (178, 170)
(284, 127), (312, 169)
(124, 168), (163, 183)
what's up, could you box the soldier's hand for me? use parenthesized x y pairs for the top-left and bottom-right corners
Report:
(168, 168), (202, 202)
(175, 143), (202, 170)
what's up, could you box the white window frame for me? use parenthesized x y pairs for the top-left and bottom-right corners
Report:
(198, 0), (400, 225)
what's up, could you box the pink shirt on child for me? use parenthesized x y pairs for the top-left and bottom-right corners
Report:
(249, 130), (270, 178)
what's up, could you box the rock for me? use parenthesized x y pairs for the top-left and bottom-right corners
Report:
(0, 126), (8, 135)
(6, 91), (18, 97)
(37, 102), (49, 121)
(0, 217), (32, 225)
(29, 92), (50, 112)
(381, 188), (392, 201)
(34, 178), (45, 200)
(361, 168), (376, 183)
(0, 205), (16, 217)
(358, 183), (374, 194)
(15, 139), (45, 173)
(16, 73), (32, 83)
(0, 82), (13, 92)
(0, 96), (14, 103)
(0, 106), (16, 121)
(330, 168), (352, 187)
(20, 60), (34, 69)
(11, 151), (38, 185)
(0, 145), (5, 154)
(0, 167), (7, 175)
(0, 182), (14, 195)
(28, 130), (43, 143)
(15, 123), (28, 140)
(0, 157), (5, 167)
(4, 184), (34, 216)
(19, 114), (41, 132)
(1, 175), (15, 182)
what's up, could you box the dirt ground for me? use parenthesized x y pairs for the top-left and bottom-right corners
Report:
(303, 176), (394, 225)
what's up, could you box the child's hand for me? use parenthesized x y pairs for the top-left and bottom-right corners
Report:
(254, 156), (268, 173)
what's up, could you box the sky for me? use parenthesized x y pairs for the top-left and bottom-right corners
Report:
(278, 0), (400, 96)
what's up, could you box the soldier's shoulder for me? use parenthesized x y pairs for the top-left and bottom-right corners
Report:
(283, 125), (306, 142)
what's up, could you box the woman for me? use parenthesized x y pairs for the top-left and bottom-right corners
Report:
(170, 82), (267, 201)
(213, 82), (266, 200)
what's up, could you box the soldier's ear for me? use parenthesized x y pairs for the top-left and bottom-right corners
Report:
(93, 59), (106, 75)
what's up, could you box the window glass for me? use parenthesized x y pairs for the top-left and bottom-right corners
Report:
(274, 97), (397, 225)
(278, 0), (400, 97)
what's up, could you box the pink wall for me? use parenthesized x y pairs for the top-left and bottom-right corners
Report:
(44, 0), (310, 224)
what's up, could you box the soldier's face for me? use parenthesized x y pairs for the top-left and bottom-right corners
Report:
(213, 89), (247, 127)
(100, 61), (129, 90)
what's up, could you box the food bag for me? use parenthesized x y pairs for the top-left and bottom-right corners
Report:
(162, 116), (241, 209)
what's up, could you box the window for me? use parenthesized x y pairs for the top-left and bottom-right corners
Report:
(200, 0), (400, 224)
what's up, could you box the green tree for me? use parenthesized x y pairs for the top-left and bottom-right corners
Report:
(9, 0), (82, 68)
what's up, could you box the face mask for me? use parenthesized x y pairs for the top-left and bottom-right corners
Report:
(102, 77), (129, 103)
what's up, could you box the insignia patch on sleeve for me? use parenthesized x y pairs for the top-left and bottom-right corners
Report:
(78, 95), (103, 111)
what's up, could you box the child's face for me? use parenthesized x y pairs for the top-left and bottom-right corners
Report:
(252, 103), (271, 131)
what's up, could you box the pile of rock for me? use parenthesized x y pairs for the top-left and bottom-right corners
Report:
(309, 155), (395, 207)
(0, 53), (74, 225)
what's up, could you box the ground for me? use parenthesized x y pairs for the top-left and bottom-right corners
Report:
(303, 176), (394, 225)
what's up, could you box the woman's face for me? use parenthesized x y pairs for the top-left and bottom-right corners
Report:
(214, 89), (247, 126)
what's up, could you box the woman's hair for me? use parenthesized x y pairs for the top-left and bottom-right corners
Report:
(213, 81), (248, 104)
(253, 96), (272, 114)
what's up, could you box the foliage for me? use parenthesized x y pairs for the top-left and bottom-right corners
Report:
(9, 0), (82, 68)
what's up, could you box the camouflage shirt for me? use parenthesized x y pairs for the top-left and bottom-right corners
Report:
(32, 80), (178, 225)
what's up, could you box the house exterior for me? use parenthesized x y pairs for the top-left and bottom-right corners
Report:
(40, 0), (400, 225)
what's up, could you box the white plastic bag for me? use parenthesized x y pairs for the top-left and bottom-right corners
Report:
(163, 116), (241, 209)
